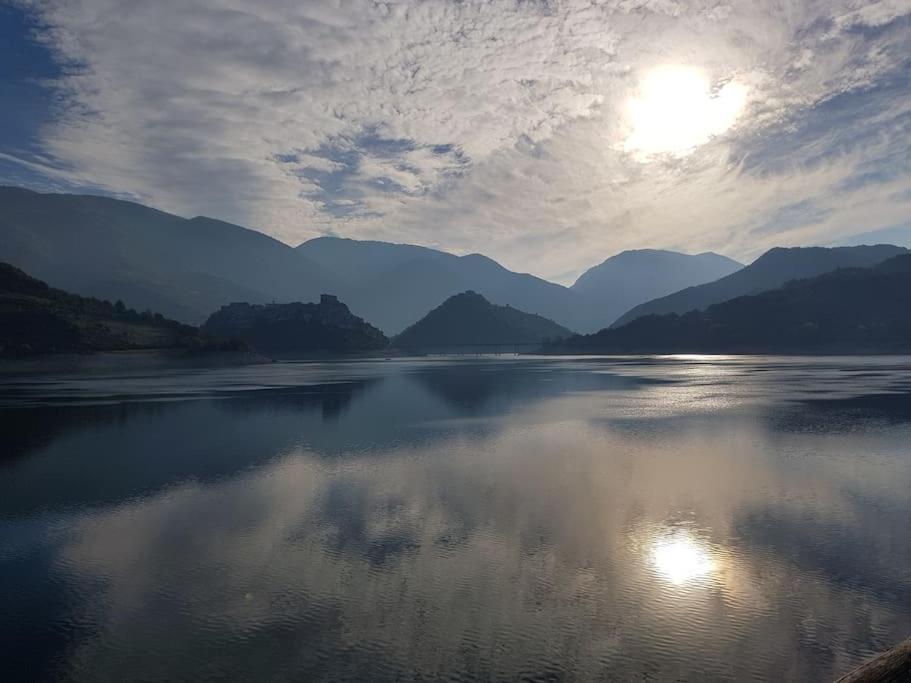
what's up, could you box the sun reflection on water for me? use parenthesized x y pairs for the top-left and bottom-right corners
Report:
(651, 531), (716, 586)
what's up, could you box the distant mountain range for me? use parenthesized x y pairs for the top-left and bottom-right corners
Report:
(552, 254), (911, 354)
(613, 244), (908, 327)
(297, 236), (600, 334)
(393, 290), (571, 350)
(0, 187), (748, 335)
(5, 187), (910, 352)
(299, 239), (744, 335)
(9, 245), (911, 358)
(834, 224), (911, 250)
(203, 295), (387, 356)
(571, 249), (742, 321)
(0, 262), (214, 355)
(0, 186), (330, 324)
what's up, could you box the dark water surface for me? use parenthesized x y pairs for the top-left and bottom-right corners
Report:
(2, 354), (911, 682)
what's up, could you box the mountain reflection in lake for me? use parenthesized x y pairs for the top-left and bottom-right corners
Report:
(3, 355), (911, 682)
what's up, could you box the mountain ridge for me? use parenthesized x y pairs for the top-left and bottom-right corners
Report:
(6, 187), (906, 344)
(297, 235), (599, 334)
(552, 254), (911, 354)
(571, 248), (743, 326)
(297, 235), (744, 334)
(612, 244), (909, 327)
(0, 186), (333, 324)
(2, 188), (610, 334)
(572, 248), (742, 290)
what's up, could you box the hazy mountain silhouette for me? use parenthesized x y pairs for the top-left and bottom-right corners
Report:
(0, 187), (334, 324)
(1, 189), (613, 335)
(203, 295), (387, 356)
(299, 240), (743, 335)
(571, 249), (742, 323)
(8, 187), (905, 345)
(835, 225), (911, 250)
(613, 245), (909, 327)
(298, 236), (600, 334)
(296, 236), (449, 286)
(0, 262), (216, 355)
(552, 254), (911, 354)
(393, 290), (571, 350)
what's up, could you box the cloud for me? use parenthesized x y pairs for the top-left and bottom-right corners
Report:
(6, 0), (911, 281)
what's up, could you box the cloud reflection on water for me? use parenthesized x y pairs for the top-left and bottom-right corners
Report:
(2, 357), (911, 681)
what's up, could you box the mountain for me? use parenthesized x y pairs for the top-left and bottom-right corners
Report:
(0, 187), (333, 324)
(550, 254), (911, 354)
(296, 236), (448, 287)
(0, 262), (216, 355)
(202, 295), (387, 356)
(571, 249), (742, 323)
(835, 225), (911, 250)
(1, 188), (611, 335)
(297, 236), (601, 334)
(612, 244), (909, 327)
(393, 290), (571, 350)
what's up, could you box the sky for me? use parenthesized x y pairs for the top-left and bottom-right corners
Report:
(1, 0), (910, 284)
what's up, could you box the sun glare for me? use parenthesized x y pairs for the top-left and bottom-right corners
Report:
(623, 65), (747, 159)
(651, 532), (716, 585)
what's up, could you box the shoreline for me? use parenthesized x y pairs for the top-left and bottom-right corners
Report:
(0, 348), (270, 375)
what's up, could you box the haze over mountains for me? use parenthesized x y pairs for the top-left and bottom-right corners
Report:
(554, 254), (911, 354)
(614, 245), (908, 327)
(0, 187), (744, 335)
(300, 240), (744, 334)
(0, 186), (330, 324)
(572, 249), (742, 320)
(297, 236), (597, 334)
(5, 186), (910, 351)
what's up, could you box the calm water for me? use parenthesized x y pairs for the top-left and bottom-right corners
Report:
(2, 354), (911, 682)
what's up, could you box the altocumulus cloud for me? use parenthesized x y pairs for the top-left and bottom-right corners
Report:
(4, 0), (911, 282)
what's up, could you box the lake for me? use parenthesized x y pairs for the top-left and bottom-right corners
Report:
(2, 354), (911, 681)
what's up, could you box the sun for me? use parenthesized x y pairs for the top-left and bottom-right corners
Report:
(623, 65), (747, 159)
